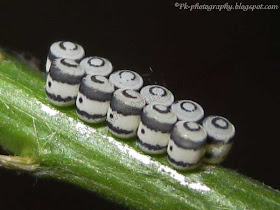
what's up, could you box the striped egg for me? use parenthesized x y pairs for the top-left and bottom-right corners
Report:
(140, 85), (174, 106)
(202, 115), (235, 164)
(167, 121), (207, 170)
(80, 56), (113, 76)
(171, 100), (204, 122)
(76, 75), (114, 123)
(109, 70), (143, 91)
(46, 41), (85, 73)
(46, 58), (85, 106)
(107, 89), (145, 138)
(137, 104), (177, 154)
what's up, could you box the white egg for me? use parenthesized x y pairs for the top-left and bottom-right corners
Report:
(107, 89), (145, 138)
(109, 70), (143, 90)
(46, 58), (85, 106)
(202, 115), (235, 164)
(140, 85), (174, 106)
(171, 100), (204, 122)
(46, 41), (85, 73)
(80, 56), (113, 76)
(76, 75), (114, 123)
(137, 104), (177, 154)
(167, 121), (207, 170)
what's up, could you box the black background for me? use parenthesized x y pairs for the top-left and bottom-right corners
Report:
(0, 0), (279, 209)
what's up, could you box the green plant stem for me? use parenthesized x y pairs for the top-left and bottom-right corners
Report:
(0, 52), (279, 209)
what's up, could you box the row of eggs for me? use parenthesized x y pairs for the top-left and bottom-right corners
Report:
(45, 41), (235, 170)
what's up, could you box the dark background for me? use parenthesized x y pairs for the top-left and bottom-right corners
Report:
(0, 0), (279, 209)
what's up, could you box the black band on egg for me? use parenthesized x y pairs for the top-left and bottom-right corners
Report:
(91, 75), (105, 84)
(137, 139), (167, 151)
(207, 136), (234, 144)
(110, 97), (143, 116)
(170, 133), (206, 150)
(61, 58), (79, 68)
(46, 91), (76, 102)
(168, 155), (200, 168)
(180, 101), (197, 112)
(47, 53), (82, 63)
(153, 104), (170, 114)
(149, 86), (167, 96)
(183, 122), (200, 131)
(107, 121), (135, 135)
(204, 151), (227, 160)
(47, 53), (59, 62)
(122, 90), (137, 99)
(79, 83), (112, 102)
(49, 64), (84, 85)
(212, 117), (229, 129)
(141, 112), (175, 133)
(119, 70), (136, 80)
(206, 136), (223, 144)
(59, 41), (78, 51)
(76, 108), (106, 120)
(88, 57), (105, 67)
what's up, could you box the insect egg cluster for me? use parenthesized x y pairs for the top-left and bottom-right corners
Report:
(45, 41), (236, 171)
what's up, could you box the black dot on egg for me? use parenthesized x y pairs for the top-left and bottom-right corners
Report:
(141, 129), (145, 134)
(110, 113), (113, 119)
(170, 146), (173, 151)
(48, 82), (51, 87)
(79, 97), (83, 103)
